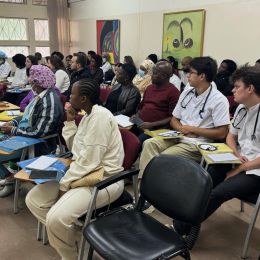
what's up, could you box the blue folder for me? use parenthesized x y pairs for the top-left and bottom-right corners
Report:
(0, 136), (44, 152)
(18, 155), (68, 184)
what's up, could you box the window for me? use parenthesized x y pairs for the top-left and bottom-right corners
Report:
(35, 46), (50, 57)
(34, 19), (49, 41)
(0, 18), (27, 40)
(0, 0), (25, 3)
(32, 0), (47, 5)
(0, 46), (29, 57)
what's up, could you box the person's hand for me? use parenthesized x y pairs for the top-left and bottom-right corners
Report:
(180, 125), (194, 135)
(0, 125), (13, 134)
(238, 155), (248, 163)
(129, 115), (136, 123)
(66, 107), (77, 122)
(225, 166), (243, 180)
(139, 122), (153, 130)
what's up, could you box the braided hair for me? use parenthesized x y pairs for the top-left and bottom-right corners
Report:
(77, 78), (100, 105)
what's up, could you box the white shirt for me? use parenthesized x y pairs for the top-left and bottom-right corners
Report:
(60, 105), (124, 191)
(173, 84), (230, 144)
(0, 61), (11, 78)
(12, 67), (27, 86)
(169, 74), (182, 91)
(55, 69), (70, 94)
(101, 61), (112, 75)
(179, 70), (188, 86)
(230, 103), (260, 176)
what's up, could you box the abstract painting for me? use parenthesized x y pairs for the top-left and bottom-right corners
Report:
(96, 20), (120, 64)
(162, 10), (205, 66)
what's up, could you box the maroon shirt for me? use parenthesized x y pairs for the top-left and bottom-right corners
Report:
(138, 83), (180, 122)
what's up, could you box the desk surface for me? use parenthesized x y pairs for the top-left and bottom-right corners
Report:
(0, 102), (20, 111)
(14, 158), (71, 182)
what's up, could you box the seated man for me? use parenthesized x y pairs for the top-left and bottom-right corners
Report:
(26, 79), (125, 260)
(139, 57), (230, 177)
(203, 65), (260, 220)
(131, 60), (180, 143)
(0, 65), (63, 196)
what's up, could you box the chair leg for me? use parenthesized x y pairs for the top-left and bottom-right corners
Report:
(240, 200), (245, 212)
(42, 225), (48, 245)
(87, 246), (94, 260)
(37, 221), (43, 241)
(241, 196), (260, 259)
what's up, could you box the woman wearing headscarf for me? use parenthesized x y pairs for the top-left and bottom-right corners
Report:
(0, 65), (64, 196)
(132, 59), (154, 97)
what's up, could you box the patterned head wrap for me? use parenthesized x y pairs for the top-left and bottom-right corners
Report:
(29, 65), (55, 89)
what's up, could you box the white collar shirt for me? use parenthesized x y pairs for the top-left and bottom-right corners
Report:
(230, 103), (260, 176)
(0, 61), (11, 78)
(173, 83), (230, 144)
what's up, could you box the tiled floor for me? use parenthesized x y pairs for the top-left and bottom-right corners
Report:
(0, 183), (259, 260)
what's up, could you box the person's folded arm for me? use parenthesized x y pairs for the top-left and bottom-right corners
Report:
(170, 116), (183, 131)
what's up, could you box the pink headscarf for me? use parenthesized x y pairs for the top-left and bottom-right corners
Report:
(29, 65), (56, 89)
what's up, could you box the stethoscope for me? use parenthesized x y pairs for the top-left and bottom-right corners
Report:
(232, 105), (260, 141)
(181, 85), (213, 119)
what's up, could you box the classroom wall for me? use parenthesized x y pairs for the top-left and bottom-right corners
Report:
(69, 0), (260, 66)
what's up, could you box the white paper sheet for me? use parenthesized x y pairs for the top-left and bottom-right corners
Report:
(207, 153), (239, 162)
(114, 114), (134, 128)
(26, 156), (58, 170)
(0, 121), (6, 126)
(7, 110), (20, 116)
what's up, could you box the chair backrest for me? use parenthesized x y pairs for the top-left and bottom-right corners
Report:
(60, 94), (67, 108)
(140, 155), (212, 225)
(119, 128), (140, 170)
(0, 83), (7, 99)
(100, 87), (112, 104)
(227, 95), (238, 116)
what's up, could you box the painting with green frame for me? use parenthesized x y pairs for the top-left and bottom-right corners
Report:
(162, 9), (206, 67)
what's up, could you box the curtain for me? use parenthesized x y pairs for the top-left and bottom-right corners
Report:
(47, 0), (70, 56)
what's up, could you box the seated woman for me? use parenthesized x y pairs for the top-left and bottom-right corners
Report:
(105, 63), (141, 116)
(26, 78), (124, 260)
(49, 55), (70, 94)
(89, 54), (104, 85)
(132, 59), (154, 97)
(0, 65), (64, 196)
(11, 53), (27, 87)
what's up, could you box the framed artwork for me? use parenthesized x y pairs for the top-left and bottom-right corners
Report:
(96, 19), (120, 64)
(162, 9), (206, 65)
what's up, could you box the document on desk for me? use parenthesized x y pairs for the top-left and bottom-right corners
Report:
(26, 156), (58, 170)
(114, 114), (134, 128)
(207, 153), (239, 162)
(6, 110), (20, 116)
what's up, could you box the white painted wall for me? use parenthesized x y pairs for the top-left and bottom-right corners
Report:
(69, 0), (260, 66)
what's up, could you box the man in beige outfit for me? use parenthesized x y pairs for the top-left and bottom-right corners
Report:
(26, 79), (125, 260)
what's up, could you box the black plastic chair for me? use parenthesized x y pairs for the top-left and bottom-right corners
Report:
(83, 155), (212, 260)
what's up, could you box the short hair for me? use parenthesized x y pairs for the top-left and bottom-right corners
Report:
(121, 63), (137, 81)
(35, 52), (42, 61)
(221, 59), (237, 74)
(76, 78), (100, 104)
(92, 54), (103, 68)
(124, 55), (136, 68)
(12, 53), (26, 68)
(190, 56), (217, 82)
(147, 53), (158, 64)
(167, 56), (178, 70)
(232, 65), (260, 96)
(27, 55), (38, 65)
(51, 51), (64, 61)
(73, 52), (87, 68)
(50, 55), (66, 71)
(88, 50), (96, 57)
(66, 54), (73, 60)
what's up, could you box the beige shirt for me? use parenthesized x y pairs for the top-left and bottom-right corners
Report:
(60, 105), (124, 191)
(230, 103), (260, 176)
